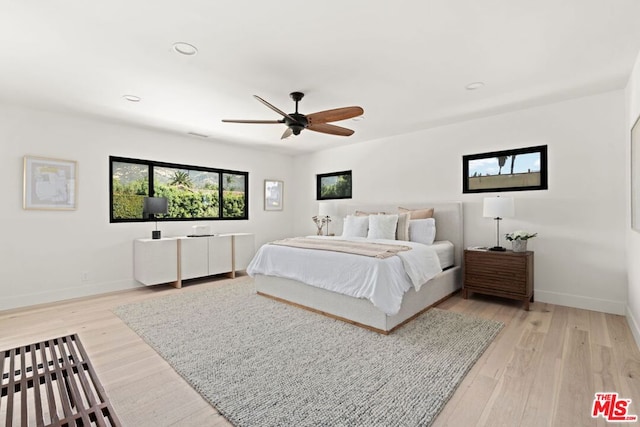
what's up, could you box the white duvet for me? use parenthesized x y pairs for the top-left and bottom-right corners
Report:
(246, 236), (443, 315)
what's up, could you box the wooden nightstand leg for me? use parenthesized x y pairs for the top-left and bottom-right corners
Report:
(524, 299), (530, 311)
(463, 288), (468, 299)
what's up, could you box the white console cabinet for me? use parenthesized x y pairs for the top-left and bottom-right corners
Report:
(180, 235), (234, 280)
(134, 233), (255, 288)
(231, 233), (255, 271)
(133, 238), (179, 286)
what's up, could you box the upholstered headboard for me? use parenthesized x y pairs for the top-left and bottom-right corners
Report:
(335, 201), (464, 267)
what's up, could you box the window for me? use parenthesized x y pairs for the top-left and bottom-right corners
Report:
(110, 156), (248, 222)
(462, 145), (548, 193)
(316, 170), (352, 200)
(111, 160), (149, 220)
(222, 172), (247, 218)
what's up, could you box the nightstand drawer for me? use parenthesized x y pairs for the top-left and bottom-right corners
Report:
(465, 256), (528, 294)
(464, 273), (527, 295)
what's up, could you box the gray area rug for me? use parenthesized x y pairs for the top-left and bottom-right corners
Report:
(114, 279), (503, 427)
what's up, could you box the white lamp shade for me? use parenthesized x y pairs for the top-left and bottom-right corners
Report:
(483, 197), (514, 218)
(318, 202), (337, 217)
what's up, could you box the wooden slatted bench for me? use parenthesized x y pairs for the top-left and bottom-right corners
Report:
(0, 334), (120, 427)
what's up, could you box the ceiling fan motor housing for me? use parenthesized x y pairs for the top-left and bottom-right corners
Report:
(285, 113), (308, 135)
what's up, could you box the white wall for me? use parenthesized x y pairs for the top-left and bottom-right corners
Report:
(1, 88), (631, 315)
(625, 52), (640, 345)
(0, 103), (295, 311)
(293, 90), (628, 314)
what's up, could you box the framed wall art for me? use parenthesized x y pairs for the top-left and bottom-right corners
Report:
(632, 115), (640, 231)
(317, 170), (352, 200)
(23, 155), (77, 210)
(462, 145), (548, 193)
(264, 180), (283, 211)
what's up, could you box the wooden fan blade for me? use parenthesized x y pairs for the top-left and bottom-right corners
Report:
(221, 119), (283, 124)
(253, 95), (295, 121)
(307, 123), (355, 137)
(307, 106), (364, 125)
(281, 128), (293, 139)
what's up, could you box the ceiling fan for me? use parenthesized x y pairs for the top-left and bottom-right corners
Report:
(222, 92), (364, 139)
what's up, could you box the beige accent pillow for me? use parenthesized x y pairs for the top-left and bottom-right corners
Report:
(396, 212), (410, 241)
(355, 210), (386, 216)
(398, 207), (434, 219)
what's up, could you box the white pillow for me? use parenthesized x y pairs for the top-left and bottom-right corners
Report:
(342, 215), (369, 238)
(409, 218), (436, 245)
(367, 214), (399, 240)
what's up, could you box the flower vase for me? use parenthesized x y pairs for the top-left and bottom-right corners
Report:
(512, 239), (527, 252)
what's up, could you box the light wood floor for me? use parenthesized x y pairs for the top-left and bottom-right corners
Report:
(1, 276), (639, 427)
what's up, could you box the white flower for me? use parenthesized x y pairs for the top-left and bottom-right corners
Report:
(505, 230), (537, 241)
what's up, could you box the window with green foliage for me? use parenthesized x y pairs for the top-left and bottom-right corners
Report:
(222, 173), (247, 219)
(110, 156), (248, 222)
(316, 170), (352, 200)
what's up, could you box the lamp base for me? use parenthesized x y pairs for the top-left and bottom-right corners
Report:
(152, 230), (161, 240)
(488, 246), (506, 252)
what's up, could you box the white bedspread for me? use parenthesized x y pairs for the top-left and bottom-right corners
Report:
(246, 236), (443, 315)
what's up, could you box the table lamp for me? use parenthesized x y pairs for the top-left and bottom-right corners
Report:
(315, 202), (337, 236)
(483, 196), (514, 251)
(144, 197), (168, 239)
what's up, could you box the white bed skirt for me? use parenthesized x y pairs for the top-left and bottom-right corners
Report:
(254, 265), (462, 334)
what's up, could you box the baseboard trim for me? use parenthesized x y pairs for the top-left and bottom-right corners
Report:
(535, 290), (626, 315)
(0, 279), (141, 312)
(626, 305), (640, 350)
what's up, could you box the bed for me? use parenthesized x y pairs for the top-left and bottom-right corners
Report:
(248, 201), (463, 334)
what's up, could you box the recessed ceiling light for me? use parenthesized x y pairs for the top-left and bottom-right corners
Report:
(122, 94), (141, 102)
(172, 42), (198, 56)
(465, 82), (485, 91)
(352, 116), (365, 122)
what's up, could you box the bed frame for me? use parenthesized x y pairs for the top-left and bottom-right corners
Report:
(255, 201), (464, 334)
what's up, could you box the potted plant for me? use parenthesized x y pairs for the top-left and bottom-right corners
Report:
(505, 230), (537, 252)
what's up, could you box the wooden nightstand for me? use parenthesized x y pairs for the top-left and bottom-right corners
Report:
(463, 249), (534, 310)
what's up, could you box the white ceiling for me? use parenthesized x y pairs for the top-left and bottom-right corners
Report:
(2, 1), (640, 155)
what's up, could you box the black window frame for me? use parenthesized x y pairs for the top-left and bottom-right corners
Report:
(316, 170), (353, 200)
(109, 156), (249, 223)
(462, 145), (548, 194)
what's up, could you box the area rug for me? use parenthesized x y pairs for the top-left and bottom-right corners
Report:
(114, 279), (503, 427)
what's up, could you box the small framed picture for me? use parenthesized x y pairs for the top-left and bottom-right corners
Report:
(264, 180), (283, 211)
(23, 155), (77, 210)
